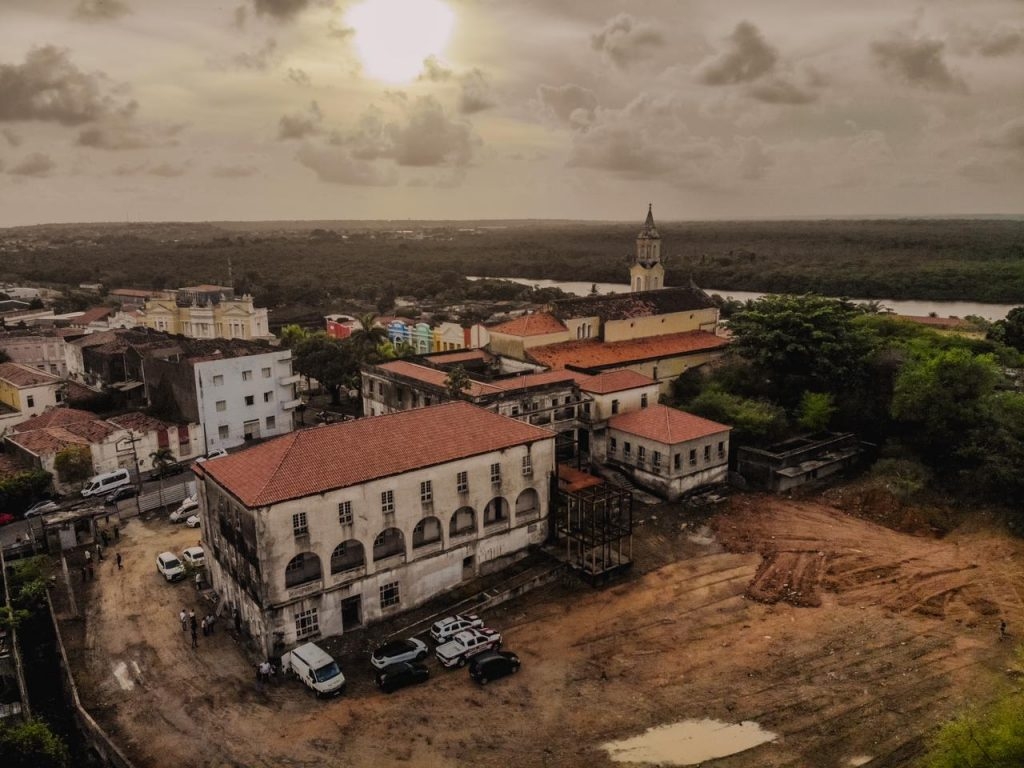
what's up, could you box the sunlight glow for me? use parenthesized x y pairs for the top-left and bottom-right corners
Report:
(346, 0), (455, 83)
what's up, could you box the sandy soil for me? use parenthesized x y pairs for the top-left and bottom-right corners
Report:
(58, 491), (1024, 768)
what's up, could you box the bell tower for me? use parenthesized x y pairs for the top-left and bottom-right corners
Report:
(629, 204), (664, 292)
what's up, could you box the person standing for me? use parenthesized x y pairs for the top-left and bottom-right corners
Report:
(179, 608), (187, 631)
(116, 552), (123, 570)
(191, 624), (198, 649)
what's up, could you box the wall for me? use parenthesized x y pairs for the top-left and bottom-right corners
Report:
(606, 427), (730, 500)
(0, 333), (67, 377)
(602, 307), (719, 343)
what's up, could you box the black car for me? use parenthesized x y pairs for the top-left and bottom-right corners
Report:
(148, 462), (186, 481)
(375, 661), (429, 694)
(105, 486), (138, 504)
(468, 651), (520, 685)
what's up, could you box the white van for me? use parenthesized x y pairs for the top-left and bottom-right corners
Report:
(281, 642), (346, 697)
(81, 468), (132, 497)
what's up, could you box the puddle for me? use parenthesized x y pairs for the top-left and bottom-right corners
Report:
(848, 758), (873, 766)
(112, 660), (135, 690)
(602, 719), (777, 766)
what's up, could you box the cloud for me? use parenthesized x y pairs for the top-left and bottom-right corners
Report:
(591, 13), (665, 68)
(536, 83), (598, 127)
(952, 24), (1024, 57)
(278, 101), (323, 140)
(251, 0), (310, 20)
(985, 116), (1024, 152)
(232, 38), (278, 71)
(419, 56), (453, 82)
(233, 5), (247, 28)
(77, 119), (183, 150)
(1, 128), (21, 147)
(147, 162), (188, 177)
(747, 76), (817, 105)
(286, 67), (311, 86)
(211, 165), (258, 178)
(73, 0), (131, 21)
(459, 69), (496, 114)
(871, 33), (967, 93)
(9, 152), (55, 177)
(0, 46), (129, 126)
(697, 21), (778, 85)
(296, 144), (398, 186)
(737, 136), (773, 180)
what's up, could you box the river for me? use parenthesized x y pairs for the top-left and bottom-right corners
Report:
(469, 277), (1017, 322)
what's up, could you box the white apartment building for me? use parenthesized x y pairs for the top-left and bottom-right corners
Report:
(195, 402), (555, 657)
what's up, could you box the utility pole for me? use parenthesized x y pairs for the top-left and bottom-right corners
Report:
(116, 431), (143, 518)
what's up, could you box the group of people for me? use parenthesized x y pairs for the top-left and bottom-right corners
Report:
(179, 607), (217, 648)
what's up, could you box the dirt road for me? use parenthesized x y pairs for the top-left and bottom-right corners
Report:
(58, 493), (1024, 767)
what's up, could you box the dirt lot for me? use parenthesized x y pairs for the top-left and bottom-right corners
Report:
(56, 490), (1024, 768)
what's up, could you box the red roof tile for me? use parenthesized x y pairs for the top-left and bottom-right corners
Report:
(527, 331), (729, 370)
(489, 370), (579, 391)
(558, 464), (604, 492)
(75, 307), (114, 325)
(11, 408), (98, 433)
(488, 312), (567, 337)
(609, 404), (730, 445)
(0, 362), (61, 388)
(7, 427), (91, 455)
(428, 349), (492, 365)
(577, 370), (657, 394)
(107, 412), (175, 433)
(199, 402), (555, 507)
(375, 360), (503, 397)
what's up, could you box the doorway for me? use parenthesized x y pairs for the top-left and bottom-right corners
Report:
(341, 595), (361, 631)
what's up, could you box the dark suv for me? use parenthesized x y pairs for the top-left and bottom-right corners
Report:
(375, 662), (429, 694)
(468, 651), (520, 685)
(148, 462), (186, 481)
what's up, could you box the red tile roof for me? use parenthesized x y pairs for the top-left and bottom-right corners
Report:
(428, 349), (492, 365)
(578, 370), (657, 394)
(0, 362), (61, 387)
(375, 361), (503, 397)
(526, 331), (729, 370)
(11, 408), (98, 433)
(75, 307), (114, 325)
(489, 370), (579, 391)
(199, 402), (555, 507)
(107, 412), (175, 433)
(609, 404), (730, 445)
(7, 427), (91, 455)
(488, 312), (567, 337)
(558, 464), (604, 492)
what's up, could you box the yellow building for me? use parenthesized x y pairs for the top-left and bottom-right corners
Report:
(138, 285), (273, 341)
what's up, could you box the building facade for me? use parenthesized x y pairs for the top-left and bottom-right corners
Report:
(138, 286), (272, 341)
(196, 402), (555, 657)
(0, 362), (64, 431)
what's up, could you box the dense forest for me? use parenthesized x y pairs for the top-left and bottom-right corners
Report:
(2, 219), (1023, 313)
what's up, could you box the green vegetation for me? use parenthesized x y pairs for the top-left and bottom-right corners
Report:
(919, 683), (1024, 768)
(52, 446), (92, 486)
(0, 469), (52, 515)
(0, 719), (70, 768)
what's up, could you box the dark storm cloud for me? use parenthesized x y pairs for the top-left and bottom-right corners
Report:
(871, 33), (967, 92)
(388, 97), (476, 167)
(296, 144), (398, 185)
(0, 46), (128, 126)
(591, 13), (665, 68)
(953, 25), (1024, 57)
(251, 0), (310, 21)
(459, 69), (496, 114)
(278, 101), (323, 140)
(9, 152), (55, 176)
(697, 21), (778, 85)
(74, 0), (131, 21)
(536, 83), (598, 126)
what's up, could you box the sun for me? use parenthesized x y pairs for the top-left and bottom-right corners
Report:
(346, 0), (456, 83)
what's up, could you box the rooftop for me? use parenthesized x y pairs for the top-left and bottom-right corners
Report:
(198, 402), (554, 507)
(11, 407), (99, 433)
(0, 362), (61, 388)
(374, 360), (503, 398)
(74, 307), (114, 325)
(487, 312), (568, 337)
(577, 370), (658, 395)
(609, 404), (730, 445)
(527, 331), (729, 371)
(551, 286), (716, 323)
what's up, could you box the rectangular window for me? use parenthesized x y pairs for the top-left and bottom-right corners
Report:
(718, 441), (725, 458)
(213, 374), (224, 386)
(262, 367), (272, 378)
(638, 446), (646, 463)
(610, 437), (617, 453)
(242, 370), (253, 381)
(689, 449), (697, 466)
(218, 425), (229, 439)
(380, 581), (400, 609)
(381, 489), (394, 514)
(264, 391), (273, 402)
(244, 395), (254, 406)
(292, 512), (308, 536)
(456, 471), (468, 493)
(265, 415), (276, 430)
(674, 453), (681, 470)
(216, 400), (226, 412)
(522, 455), (533, 476)
(295, 608), (319, 640)
(624, 442), (632, 457)
(490, 462), (501, 484)
(641, 393), (649, 408)
(420, 480), (432, 504)
(704, 445), (711, 462)
(652, 450), (661, 468)
(27, 395), (35, 408)
(338, 501), (353, 525)
(611, 399), (620, 414)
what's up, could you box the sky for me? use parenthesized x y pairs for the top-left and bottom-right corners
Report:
(0, 0), (1022, 226)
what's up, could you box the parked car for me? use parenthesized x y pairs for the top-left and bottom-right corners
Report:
(156, 551), (186, 582)
(105, 485), (138, 505)
(24, 500), (60, 518)
(195, 449), (228, 464)
(181, 546), (205, 568)
(435, 628), (502, 668)
(185, 514), (201, 528)
(375, 661), (429, 693)
(430, 613), (484, 644)
(169, 495), (199, 522)
(281, 642), (346, 696)
(370, 637), (429, 670)
(468, 651), (521, 685)
(148, 461), (186, 481)
(0, 512), (14, 527)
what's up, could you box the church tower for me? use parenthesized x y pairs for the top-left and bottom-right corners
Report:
(629, 204), (665, 292)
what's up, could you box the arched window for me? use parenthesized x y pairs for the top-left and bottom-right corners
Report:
(372, 527), (405, 561)
(484, 497), (509, 526)
(413, 516), (442, 548)
(330, 540), (365, 574)
(284, 552), (321, 588)
(515, 488), (540, 519)
(450, 506), (476, 537)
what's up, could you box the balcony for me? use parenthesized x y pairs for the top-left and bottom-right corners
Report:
(412, 539), (444, 558)
(279, 373), (300, 386)
(372, 552), (406, 572)
(282, 398), (302, 410)
(330, 565), (366, 586)
(286, 579), (323, 599)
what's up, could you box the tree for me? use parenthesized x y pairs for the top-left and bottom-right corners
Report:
(988, 306), (1024, 352)
(349, 313), (386, 360)
(796, 392), (835, 432)
(444, 365), (471, 401)
(0, 719), (70, 768)
(291, 333), (358, 405)
(686, 389), (788, 446)
(920, 690), (1024, 768)
(278, 324), (310, 349)
(0, 469), (53, 514)
(53, 446), (93, 486)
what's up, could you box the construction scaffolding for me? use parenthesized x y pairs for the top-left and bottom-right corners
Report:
(558, 484), (633, 585)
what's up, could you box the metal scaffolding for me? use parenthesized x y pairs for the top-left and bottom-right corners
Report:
(557, 484), (633, 585)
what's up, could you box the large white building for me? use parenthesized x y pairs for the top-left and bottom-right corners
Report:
(195, 402), (555, 657)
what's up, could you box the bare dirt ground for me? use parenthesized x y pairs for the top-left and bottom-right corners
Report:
(57, 489), (1024, 768)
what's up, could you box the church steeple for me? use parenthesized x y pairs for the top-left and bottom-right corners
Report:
(630, 204), (665, 292)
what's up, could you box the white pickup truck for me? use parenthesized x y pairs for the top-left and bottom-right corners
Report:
(435, 627), (502, 668)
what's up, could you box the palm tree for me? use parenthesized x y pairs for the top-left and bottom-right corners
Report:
(350, 313), (387, 361)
